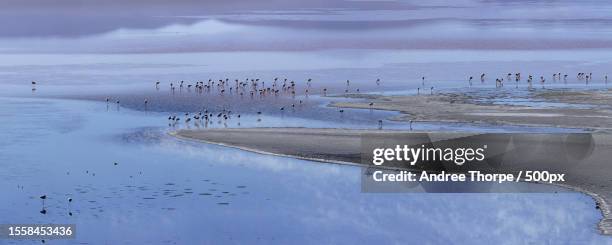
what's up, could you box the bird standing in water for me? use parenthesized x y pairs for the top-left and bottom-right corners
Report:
(40, 195), (47, 214)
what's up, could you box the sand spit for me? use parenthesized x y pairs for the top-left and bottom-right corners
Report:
(173, 128), (364, 164)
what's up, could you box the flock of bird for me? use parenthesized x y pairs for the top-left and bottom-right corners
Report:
(153, 77), (387, 128)
(30, 71), (609, 130)
(119, 72), (604, 129)
(473, 72), (608, 88)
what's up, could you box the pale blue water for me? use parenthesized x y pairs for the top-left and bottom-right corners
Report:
(1, 0), (612, 243)
(0, 97), (609, 244)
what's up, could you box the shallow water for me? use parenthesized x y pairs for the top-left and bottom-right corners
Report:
(2, 0), (612, 243)
(53, 88), (585, 133)
(0, 97), (610, 244)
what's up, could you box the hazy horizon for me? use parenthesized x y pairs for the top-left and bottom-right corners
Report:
(2, 0), (612, 53)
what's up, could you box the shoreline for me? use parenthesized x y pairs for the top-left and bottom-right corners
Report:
(173, 127), (612, 235)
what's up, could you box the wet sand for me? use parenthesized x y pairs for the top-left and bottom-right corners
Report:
(174, 127), (612, 235)
(330, 89), (612, 132)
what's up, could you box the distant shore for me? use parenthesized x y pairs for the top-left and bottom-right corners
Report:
(329, 89), (612, 132)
